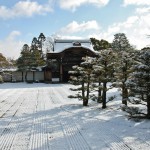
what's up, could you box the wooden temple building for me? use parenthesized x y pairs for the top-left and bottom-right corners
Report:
(0, 39), (96, 83)
(44, 39), (96, 82)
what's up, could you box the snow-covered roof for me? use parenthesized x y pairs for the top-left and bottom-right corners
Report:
(53, 39), (94, 53)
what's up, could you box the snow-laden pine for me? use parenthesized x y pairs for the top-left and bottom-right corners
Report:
(126, 47), (150, 118)
(112, 33), (135, 105)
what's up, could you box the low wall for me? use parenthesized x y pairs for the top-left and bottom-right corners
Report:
(1, 71), (45, 82)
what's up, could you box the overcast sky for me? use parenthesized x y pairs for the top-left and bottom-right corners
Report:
(0, 0), (150, 59)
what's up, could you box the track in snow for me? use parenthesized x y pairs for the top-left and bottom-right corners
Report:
(0, 83), (150, 150)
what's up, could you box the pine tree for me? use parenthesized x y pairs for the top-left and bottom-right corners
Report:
(113, 51), (135, 105)
(17, 44), (32, 81)
(91, 67), (103, 103)
(30, 47), (46, 68)
(112, 33), (132, 52)
(126, 47), (150, 118)
(69, 57), (94, 106)
(17, 44), (32, 71)
(17, 41), (46, 81)
(93, 49), (116, 108)
(90, 38), (111, 51)
(112, 33), (134, 105)
(90, 38), (111, 103)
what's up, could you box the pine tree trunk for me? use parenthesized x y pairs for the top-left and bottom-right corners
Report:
(33, 71), (35, 82)
(122, 61), (128, 106)
(102, 82), (107, 109)
(97, 81), (102, 103)
(25, 71), (27, 82)
(83, 99), (88, 106)
(22, 72), (24, 82)
(147, 95), (150, 119)
(82, 81), (88, 106)
(122, 83), (128, 105)
(86, 74), (90, 102)
(81, 81), (85, 100)
(83, 76), (90, 106)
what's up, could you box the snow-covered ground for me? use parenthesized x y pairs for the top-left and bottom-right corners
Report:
(0, 83), (150, 150)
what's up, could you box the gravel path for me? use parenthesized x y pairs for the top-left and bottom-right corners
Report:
(0, 83), (150, 150)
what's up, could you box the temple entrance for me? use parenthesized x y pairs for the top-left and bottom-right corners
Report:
(63, 71), (69, 82)
(62, 64), (73, 82)
(44, 68), (52, 82)
(47, 46), (96, 82)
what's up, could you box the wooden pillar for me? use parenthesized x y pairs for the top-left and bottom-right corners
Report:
(11, 71), (12, 82)
(22, 72), (24, 82)
(60, 57), (63, 82)
(44, 69), (46, 81)
(44, 68), (51, 83)
(33, 71), (35, 82)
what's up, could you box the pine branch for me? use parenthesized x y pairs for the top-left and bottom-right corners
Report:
(128, 98), (147, 106)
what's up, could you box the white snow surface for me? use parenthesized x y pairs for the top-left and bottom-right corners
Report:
(0, 83), (150, 150)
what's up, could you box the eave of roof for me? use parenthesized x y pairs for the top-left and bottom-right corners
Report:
(54, 39), (91, 43)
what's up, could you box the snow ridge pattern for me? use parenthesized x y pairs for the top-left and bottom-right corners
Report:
(0, 83), (150, 150)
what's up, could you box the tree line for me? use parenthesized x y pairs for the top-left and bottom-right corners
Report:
(17, 33), (46, 72)
(0, 33), (48, 82)
(69, 33), (150, 119)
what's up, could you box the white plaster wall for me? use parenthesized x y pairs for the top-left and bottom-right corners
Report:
(35, 72), (44, 81)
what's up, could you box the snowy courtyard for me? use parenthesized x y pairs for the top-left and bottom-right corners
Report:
(0, 83), (150, 150)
